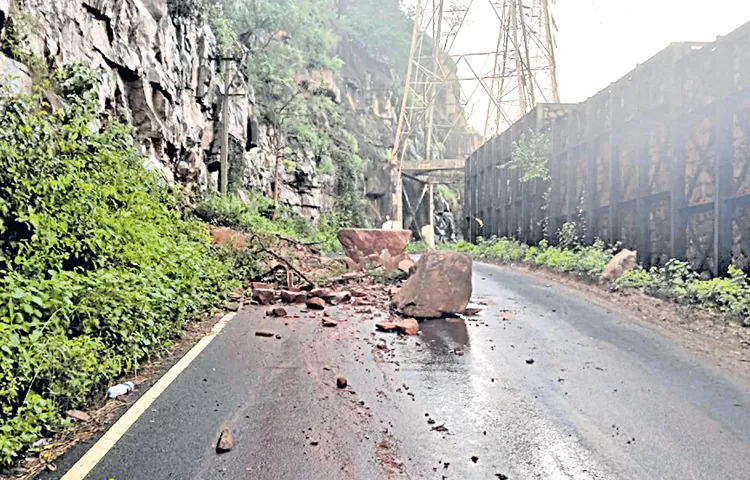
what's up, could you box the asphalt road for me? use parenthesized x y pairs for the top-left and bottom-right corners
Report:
(49, 261), (750, 479)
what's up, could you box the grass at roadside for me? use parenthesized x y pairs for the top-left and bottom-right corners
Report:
(436, 236), (750, 326)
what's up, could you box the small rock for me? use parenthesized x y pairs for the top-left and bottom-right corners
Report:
(310, 287), (334, 298)
(65, 410), (90, 422)
(224, 302), (240, 312)
(306, 297), (326, 310)
(526, 358), (535, 365)
(310, 440), (319, 446)
(464, 308), (482, 316)
(427, 418), (436, 425)
(275, 334), (282, 339)
(252, 288), (276, 305)
(396, 318), (419, 335)
(280, 290), (307, 303)
(255, 330), (275, 337)
(268, 306), (288, 317)
(216, 428), (233, 453)
(375, 322), (399, 333)
(431, 425), (449, 432)
(471, 456), (479, 463)
(327, 291), (352, 304)
(397, 257), (415, 274)
(496, 474), (509, 479)
(336, 377), (348, 389)
(322, 319), (338, 327)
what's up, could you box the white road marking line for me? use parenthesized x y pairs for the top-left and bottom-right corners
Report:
(61, 312), (237, 480)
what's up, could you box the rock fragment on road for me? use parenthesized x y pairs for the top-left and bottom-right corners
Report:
(280, 290), (307, 303)
(252, 288), (276, 305)
(267, 306), (288, 317)
(306, 297), (326, 310)
(255, 330), (275, 337)
(337, 377), (348, 388)
(216, 428), (233, 453)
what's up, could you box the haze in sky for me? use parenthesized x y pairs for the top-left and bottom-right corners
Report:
(441, 0), (750, 132)
(555, 0), (750, 103)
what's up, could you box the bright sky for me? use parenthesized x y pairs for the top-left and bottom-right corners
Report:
(555, 0), (750, 103)
(432, 0), (750, 132)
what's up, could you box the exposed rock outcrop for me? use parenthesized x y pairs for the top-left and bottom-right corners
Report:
(0, 0), (473, 224)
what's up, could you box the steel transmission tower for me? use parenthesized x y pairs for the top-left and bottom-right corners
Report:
(389, 0), (560, 226)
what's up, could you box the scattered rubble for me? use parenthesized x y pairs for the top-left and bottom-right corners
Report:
(224, 302), (240, 312)
(252, 288), (276, 305)
(393, 251), (472, 318)
(216, 429), (233, 453)
(281, 290), (308, 303)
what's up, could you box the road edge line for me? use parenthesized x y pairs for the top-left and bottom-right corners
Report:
(60, 311), (237, 480)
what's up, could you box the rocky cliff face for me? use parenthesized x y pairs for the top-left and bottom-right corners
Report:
(0, 0), (469, 224)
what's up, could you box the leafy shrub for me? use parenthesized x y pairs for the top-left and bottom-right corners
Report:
(0, 70), (232, 465)
(445, 234), (750, 325)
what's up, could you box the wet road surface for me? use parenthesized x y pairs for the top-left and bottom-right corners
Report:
(49, 261), (750, 479)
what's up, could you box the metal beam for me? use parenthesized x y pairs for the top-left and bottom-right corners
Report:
(403, 158), (466, 172)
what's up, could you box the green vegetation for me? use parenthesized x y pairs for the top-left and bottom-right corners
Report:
(0, 1), (49, 83)
(508, 130), (551, 182)
(192, 193), (344, 255)
(442, 224), (750, 326)
(0, 69), (235, 465)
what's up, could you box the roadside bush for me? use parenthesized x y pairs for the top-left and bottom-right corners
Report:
(0, 70), (233, 465)
(446, 232), (750, 325)
(192, 193), (344, 254)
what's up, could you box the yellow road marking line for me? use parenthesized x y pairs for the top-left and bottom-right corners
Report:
(61, 312), (237, 480)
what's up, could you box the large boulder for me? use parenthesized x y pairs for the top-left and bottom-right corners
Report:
(393, 251), (472, 318)
(337, 229), (412, 264)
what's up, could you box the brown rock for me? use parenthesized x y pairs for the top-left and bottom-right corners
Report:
(224, 302), (240, 312)
(396, 318), (419, 335)
(397, 257), (415, 275)
(336, 377), (348, 388)
(208, 226), (248, 250)
(310, 287), (334, 298)
(464, 308), (482, 316)
(327, 291), (351, 304)
(268, 307), (288, 317)
(306, 297), (326, 310)
(322, 319), (338, 327)
(601, 249), (637, 281)
(393, 251), (472, 318)
(252, 288), (276, 305)
(281, 290), (308, 303)
(255, 330), (275, 337)
(65, 410), (90, 422)
(337, 229), (412, 263)
(343, 257), (363, 272)
(216, 428), (233, 453)
(375, 322), (399, 333)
